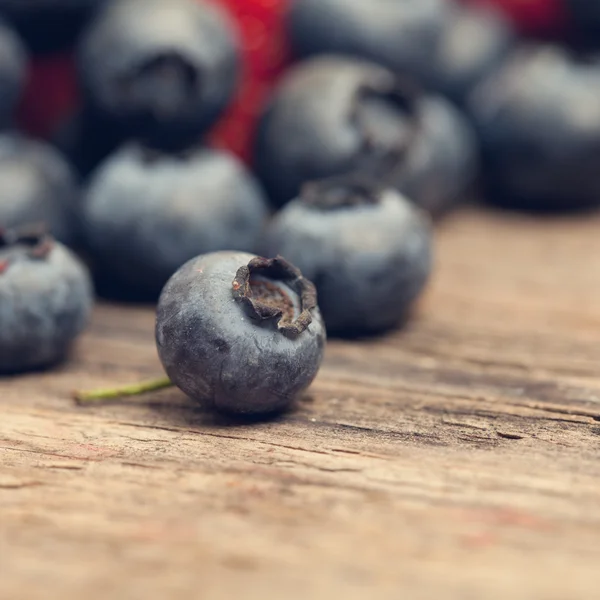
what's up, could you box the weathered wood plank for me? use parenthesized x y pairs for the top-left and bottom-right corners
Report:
(1, 207), (599, 600)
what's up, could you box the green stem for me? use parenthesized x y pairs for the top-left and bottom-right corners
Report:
(73, 376), (174, 404)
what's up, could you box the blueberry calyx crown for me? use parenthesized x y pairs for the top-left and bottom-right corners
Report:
(232, 256), (317, 336)
(351, 73), (422, 179)
(0, 225), (53, 274)
(300, 174), (384, 210)
(117, 52), (199, 119)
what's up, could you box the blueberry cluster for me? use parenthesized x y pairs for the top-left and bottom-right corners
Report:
(255, 55), (477, 215)
(0, 0), (599, 415)
(287, 0), (600, 213)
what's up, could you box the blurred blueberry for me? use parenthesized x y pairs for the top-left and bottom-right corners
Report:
(289, 0), (448, 84)
(0, 227), (93, 373)
(469, 45), (600, 211)
(289, 0), (513, 105)
(255, 56), (477, 215)
(565, 0), (600, 44)
(78, 0), (239, 151)
(425, 2), (514, 105)
(261, 176), (433, 336)
(0, 133), (80, 246)
(82, 144), (270, 300)
(0, 17), (26, 125)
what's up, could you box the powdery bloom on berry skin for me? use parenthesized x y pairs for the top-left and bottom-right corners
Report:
(82, 144), (269, 301)
(0, 227), (93, 374)
(0, 133), (80, 247)
(156, 251), (326, 415)
(255, 56), (477, 215)
(78, 0), (240, 153)
(259, 176), (433, 337)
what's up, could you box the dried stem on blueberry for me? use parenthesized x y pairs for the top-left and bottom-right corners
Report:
(232, 256), (317, 336)
(119, 52), (199, 120)
(301, 175), (384, 209)
(0, 224), (53, 274)
(351, 73), (422, 179)
(73, 376), (173, 404)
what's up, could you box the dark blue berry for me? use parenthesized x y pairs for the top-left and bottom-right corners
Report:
(469, 45), (600, 211)
(0, 133), (80, 246)
(255, 56), (477, 214)
(424, 2), (514, 106)
(260, 176), (432, 336)
(0, 17), (26, 125)
(77, 0), (239, 151)
(156, 251), (326, 415)
(0, 0), (105, 54)
(0, 227), (93, 373)
(82, 144), (270, 300)
(289, 0), (448, 85)
(289, 0), (513, 107)
(565, 0), (600, 43)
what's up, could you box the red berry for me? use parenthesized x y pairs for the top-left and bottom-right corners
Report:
(17, 54), (79, 138)
(461, 0), (566, 35)
(207, 0), (292, 163)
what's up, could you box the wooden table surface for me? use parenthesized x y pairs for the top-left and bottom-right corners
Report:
(1, 206), (599, 600)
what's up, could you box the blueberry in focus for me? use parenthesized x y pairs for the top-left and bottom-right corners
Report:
(82, 144), (270, 300)
(78, 0), (239, 151)
(469, 45), (600, 211)
(0, 133), (80, 246)
(0, 0), (105, 54)
(289, 0), (449, 85)
(0, 17), (26, 126)
(0, 227), (93, 373)
(424, 2), (514, 106)
(156, 252), (326, 415)
(255, 56), (477, 214)
(260, 176), (432, 336)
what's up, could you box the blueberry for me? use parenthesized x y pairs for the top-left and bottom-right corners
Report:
(82, 144), (270, 300)
(289, 0), (448, 84)
(565, 0), (600, 43)
(469, 45), (600, 211)
(0, 17), (26, 126)
(0, 0), (105, 54)
(424, 2), (514, 106)
(0, 227), (93, 373)
(289, 0), (513, 106)
(78, 0), (239, 151)
(156, 252), (326, 415)
(255, 56), (477, 214)
(0, 133), (80, 246)
(260, 176), (432, 336)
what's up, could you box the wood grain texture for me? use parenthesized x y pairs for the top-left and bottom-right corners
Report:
(1, 207), (600, 600)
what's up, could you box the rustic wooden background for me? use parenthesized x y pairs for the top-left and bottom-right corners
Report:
(1, 206), (599, 600)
